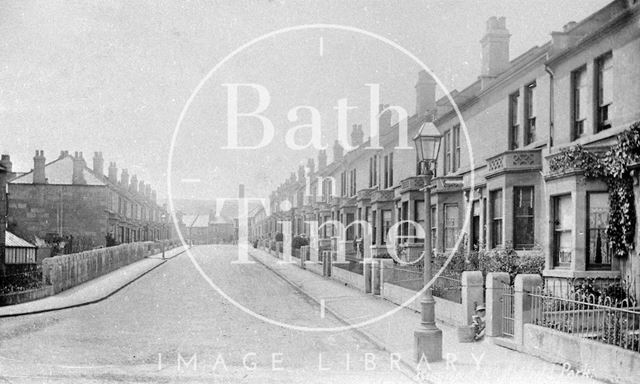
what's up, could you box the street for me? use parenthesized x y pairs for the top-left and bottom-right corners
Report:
(0, 245), (415, 383)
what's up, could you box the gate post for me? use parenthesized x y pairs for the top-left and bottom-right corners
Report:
(372, 259), (381, 295)
(486, 272), (510, 337)
(514, 274), (543, 345)
(461, 271), (484, 325)
(364, 256), (372, 293)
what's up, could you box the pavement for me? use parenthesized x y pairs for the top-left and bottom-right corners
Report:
(248, 247), (603, 384)
(0, 245), (188, 318)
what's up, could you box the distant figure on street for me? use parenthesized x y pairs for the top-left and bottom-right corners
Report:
(472, 305), (486, 341)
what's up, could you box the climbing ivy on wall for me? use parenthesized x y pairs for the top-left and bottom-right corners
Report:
(549, 121), (640, 259)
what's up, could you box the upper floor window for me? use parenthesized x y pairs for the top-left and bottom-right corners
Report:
(524, 82), (536, 145)
(350, 169), (357, 196)
(509, 91), (520, 149)
(369, 155), (378, 187)
(452, 124), (460, 172)
(341, 171), (347, 197)
(596, 52), (613, 132)
(383, 153), (394, 188)
(572, 66), (587, 139)
(444, 130), (451, 174)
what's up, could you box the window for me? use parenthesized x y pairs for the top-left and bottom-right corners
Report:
(414, 200), (425, 243)
(572, 66), (587, 139)
(587, 192), (611, 269)
(350, 169), (357, 196)
(341, 171), (347, 197)
(444, 204), (459, 250)
(401, 201), (409, 241)
(371, 210), (377, 245)
(509, 92), (520, 149)
(452, 124), (460, 172)
(444, 130), (451, 174)
(346, 213), (355, 241)
(389, 152), (393, 187)
(431, 205), (437, 249)
(382, 153), (394, 188)
(383, 155), (389, 188)
(524, 83), (536, 145)
(553, 195), (573, 267)
(381, 210), (392, 245)
(513, 186), (535, 249)
(490, 190), (503, 248)
(596, 52), (613, 132)
(369, 155), (379, 187)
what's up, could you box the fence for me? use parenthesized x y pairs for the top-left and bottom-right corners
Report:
(530, 288), (640, 353)
(382, 264), (462, 303)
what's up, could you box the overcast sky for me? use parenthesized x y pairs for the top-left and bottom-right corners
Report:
(0, 0), (610, 204)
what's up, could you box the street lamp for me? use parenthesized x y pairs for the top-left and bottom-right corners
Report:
(412, 120), (443, 363)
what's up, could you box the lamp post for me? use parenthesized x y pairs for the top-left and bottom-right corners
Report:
(412, 120), (443, 363)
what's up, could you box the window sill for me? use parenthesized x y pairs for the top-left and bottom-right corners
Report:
(542, 269), (620, 279)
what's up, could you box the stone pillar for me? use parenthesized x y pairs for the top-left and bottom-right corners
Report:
(364, 258), (372, 293)
(485, 272), (510, 337)
(372, 259), (381, 295)
(461, 271), (485, 324)
(514, 274), (543, 345)
(323, 250), (332, 277)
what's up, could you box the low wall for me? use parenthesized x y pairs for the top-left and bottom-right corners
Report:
(0, 286), (54, 306)
(43, 241), (156, 294)
(306, 262), (324, 276)
(382, 282), (465, 326)
(522, 323), (640, 384)
(332, 265), (365, 291)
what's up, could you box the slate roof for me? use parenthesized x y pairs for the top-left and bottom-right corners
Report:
(9, 155), (105, 186)
(5, 231), (36, 248)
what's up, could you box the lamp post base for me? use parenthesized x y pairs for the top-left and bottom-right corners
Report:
(414, 328), (443, 363)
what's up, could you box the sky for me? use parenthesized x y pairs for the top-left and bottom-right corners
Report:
(0, 0), (611, 204)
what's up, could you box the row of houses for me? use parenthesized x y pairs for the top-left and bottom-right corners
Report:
(0, 150), (173, 272)
(250, 0), (640, 292)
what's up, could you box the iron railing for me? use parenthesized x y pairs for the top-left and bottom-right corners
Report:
(530, 288), (640, 353)
(382, 264), (462, 303)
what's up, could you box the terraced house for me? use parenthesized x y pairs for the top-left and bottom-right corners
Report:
(8, 150), (171, 252)
(252, 0), (640, 293)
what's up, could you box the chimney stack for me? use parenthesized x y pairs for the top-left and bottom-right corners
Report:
(108, 162), (118, 183)
(139, 180), (145, 195)
(33, 150), (46, 184)
(151, 189), (157, 202)
(93, 152), (104, 178)
(415, 71), (437, 117)
(72, 152), (86, 185)
(318, 149), (327, 169)
(480, 16), (511, 87)
(306, 158), (315, 174)
(130, 174), (138, 193)
(58, 150), (69, 159)
(120, 168), (129, 187)
(332, 140), (344, 162)
(145, 184), (151, 199)
(351, 124), (364, 147)
(1, 154), (12, 174)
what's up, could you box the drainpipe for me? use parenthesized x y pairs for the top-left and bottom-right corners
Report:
(544, 62), (555, 148)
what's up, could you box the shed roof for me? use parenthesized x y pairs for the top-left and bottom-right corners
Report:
(5, 231), (36, 248)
